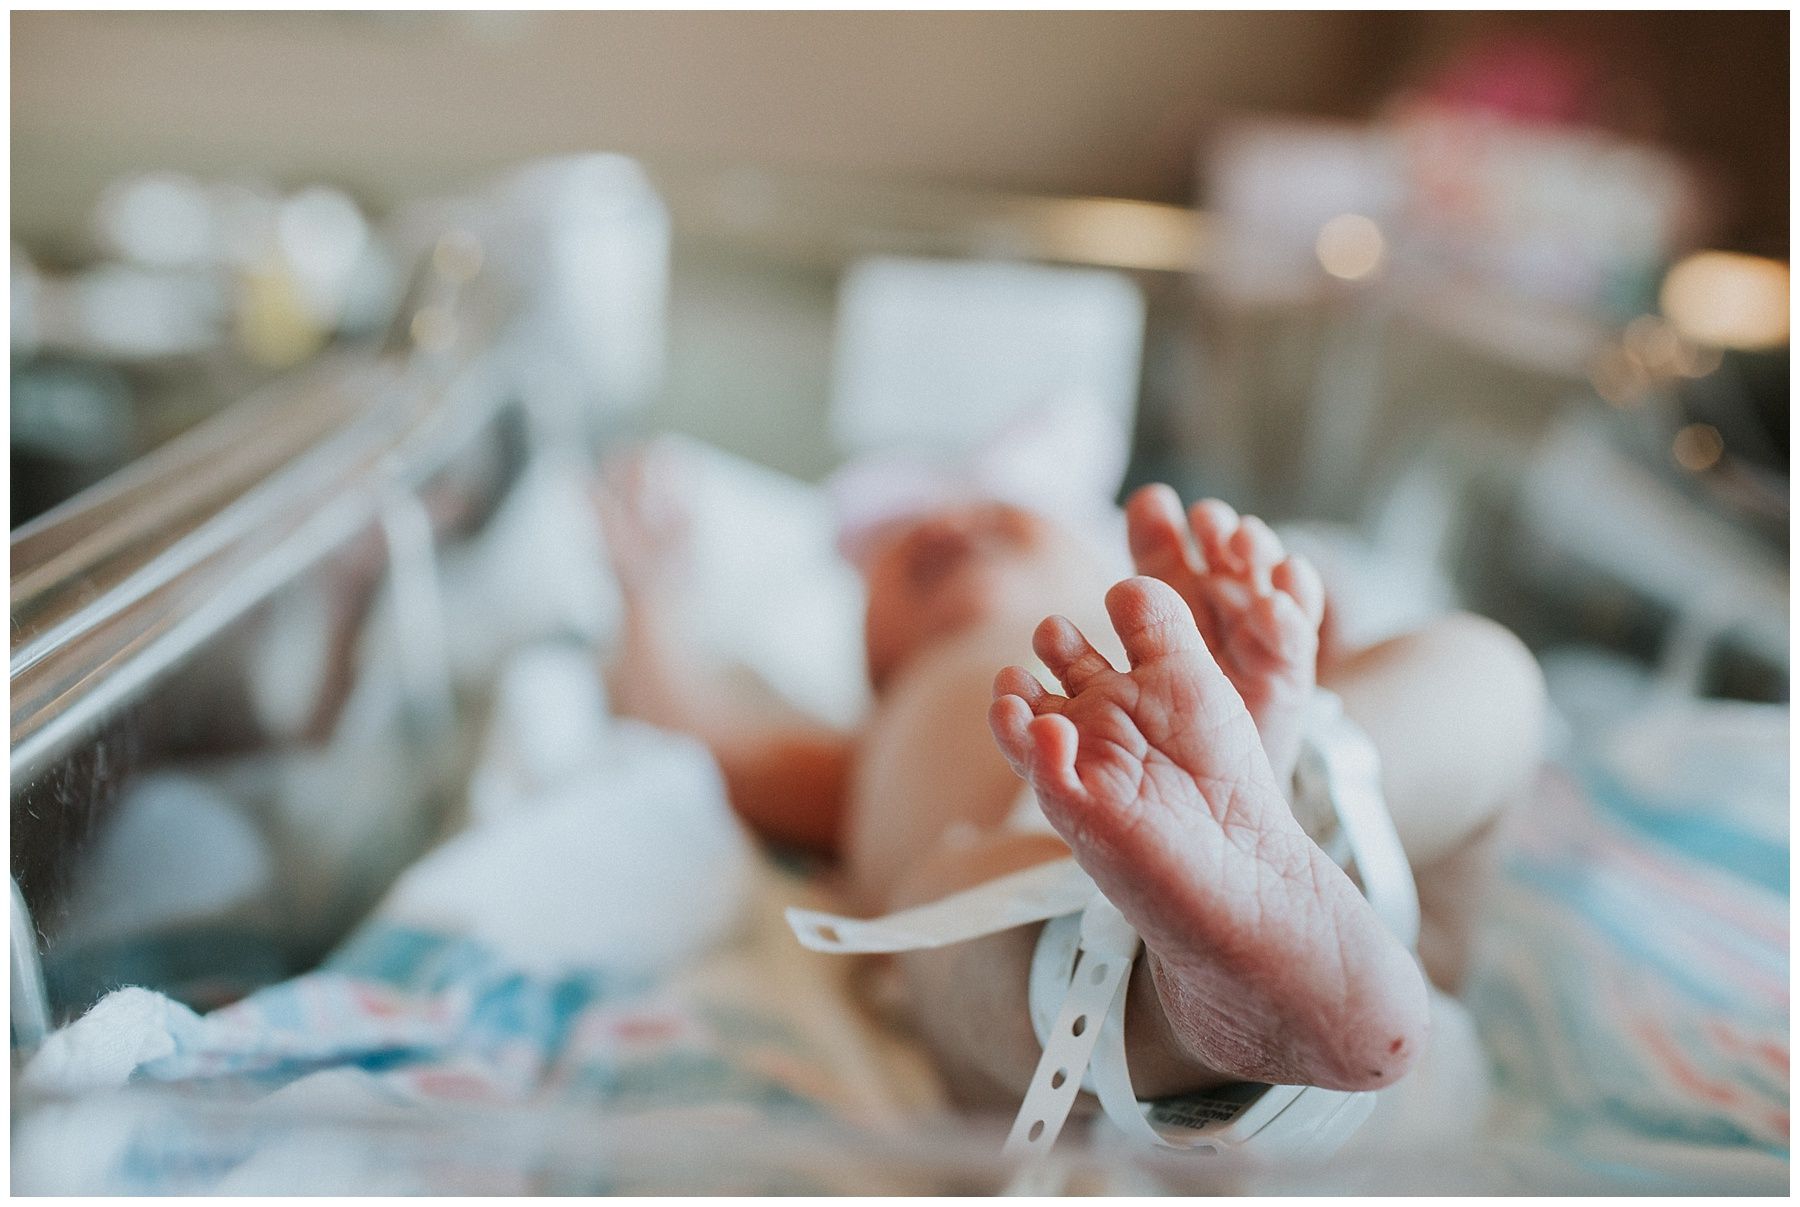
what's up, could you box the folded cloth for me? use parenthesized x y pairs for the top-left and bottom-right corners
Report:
(20, 987), (196, 1096)
(22, 641), (757, 1091)
(382, 640), (759, 978)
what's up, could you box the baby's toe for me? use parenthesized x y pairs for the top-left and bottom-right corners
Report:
(1246, 590), (1319, 662)
(1188, 499), (1241, 574)
(1270, 554), (1326, 628)
(1104, 576), (1208, 668)
(1228, 516), (1285, 591)
(1033, 615), (1116, 695)
(993, 665), (1061, 712)
(988, 694), (1036, 776)
(1025, 712), (1085, 799)
(1126, 484), (1198, 583)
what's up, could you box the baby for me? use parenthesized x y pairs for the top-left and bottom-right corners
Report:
(600, 456), (1546, 1116)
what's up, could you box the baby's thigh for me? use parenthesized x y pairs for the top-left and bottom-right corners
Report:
(1323, 612), (1546, 869)
(846, 646), (1038, 908)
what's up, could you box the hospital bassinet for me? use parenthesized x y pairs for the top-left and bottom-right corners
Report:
(11, 157), (1786, 1196)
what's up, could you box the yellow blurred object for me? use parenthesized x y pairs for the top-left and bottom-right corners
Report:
(1659, 252), (1789, 351)
(1034, 198), (1205, 274)
(237, 258), (327, 368)
(1315, 213), (1385, 281)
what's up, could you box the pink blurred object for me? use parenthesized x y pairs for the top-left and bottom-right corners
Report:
(1414, 35), (1608, 128)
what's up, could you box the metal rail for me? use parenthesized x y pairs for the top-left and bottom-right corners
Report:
(10, 303), (492, 790)
(9, 155), (671, 1050)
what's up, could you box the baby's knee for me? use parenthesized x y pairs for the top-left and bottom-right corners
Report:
(1431, 613), (1546, 780)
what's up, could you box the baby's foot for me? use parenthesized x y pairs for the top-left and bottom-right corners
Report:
(1125, 485), (1324, 783)
(989, 577), (1426, 1091)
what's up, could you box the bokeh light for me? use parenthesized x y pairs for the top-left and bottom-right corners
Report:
(1671, 422), (1724, 473)
(1659, 251), (1789, 351)
(1315, 212), (1386, 281)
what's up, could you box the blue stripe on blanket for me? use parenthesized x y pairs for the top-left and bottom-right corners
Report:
(1581, 764), (1789, 897)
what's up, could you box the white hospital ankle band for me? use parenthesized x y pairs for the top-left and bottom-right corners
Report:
(1003, 894), (1138, 1155)
(1295, 689), (1419, 949)
(787, 856), (1097, 954)
(783, 688), (1417, 1166)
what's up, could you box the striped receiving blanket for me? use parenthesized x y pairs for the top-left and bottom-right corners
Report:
(1466, 700), (1788, 1193)
(14, 861), (952, 1195)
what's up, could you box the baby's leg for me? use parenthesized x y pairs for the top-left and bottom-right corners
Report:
(894, 842), (1493, 1155)
(894, 577), (1431, 1113)
(888, 596), (1540, 1117)
(888, 828), (1229, 1109)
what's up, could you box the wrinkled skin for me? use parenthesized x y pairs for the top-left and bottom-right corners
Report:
(988, 574), (1430, 1091)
